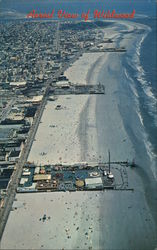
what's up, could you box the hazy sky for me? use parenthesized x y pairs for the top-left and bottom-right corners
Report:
(0, 0), (156, 17)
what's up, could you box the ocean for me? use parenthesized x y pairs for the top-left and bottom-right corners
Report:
(0, 1), (156, 179)
(121, 17), (157, 180)
(0, 2), (157, 248)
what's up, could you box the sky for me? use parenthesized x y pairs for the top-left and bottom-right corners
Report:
(0, 0), (156, 17)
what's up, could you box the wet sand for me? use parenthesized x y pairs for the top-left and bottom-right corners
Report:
(1, 20), (157, 249)
(0, 187), (156, 250)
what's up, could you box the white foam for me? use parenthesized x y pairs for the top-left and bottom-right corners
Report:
(124, 68), (139, 98)
(144, 138), (157, 181)
(124, 29), (157, 180)
(136, 110), (144, 127)
(131, 31), (157, 127)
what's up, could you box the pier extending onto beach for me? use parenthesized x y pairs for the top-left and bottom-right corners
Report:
(16, 160), (133, 193)
(50, 83), (105, 95)
(1, 19), (156, 250)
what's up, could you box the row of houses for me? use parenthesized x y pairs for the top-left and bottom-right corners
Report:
(0, 140), (24, 162)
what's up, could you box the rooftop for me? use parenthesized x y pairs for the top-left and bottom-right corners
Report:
(10, 81), (27, 87)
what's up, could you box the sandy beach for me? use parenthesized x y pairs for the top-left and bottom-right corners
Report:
(1, 20), (157, 249)
(1, 187), (156, 250)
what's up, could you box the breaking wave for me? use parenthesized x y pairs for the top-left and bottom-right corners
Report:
(131, 29), (157, 127)
(124, 25), (157, 180)
(124, 66), (157, 180)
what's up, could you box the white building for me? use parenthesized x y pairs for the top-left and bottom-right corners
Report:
(85, 177), (103, 189)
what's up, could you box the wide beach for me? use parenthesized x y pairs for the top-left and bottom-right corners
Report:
(1, 20), (157, 249)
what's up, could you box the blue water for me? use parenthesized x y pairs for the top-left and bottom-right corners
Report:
(0, 1), (157, 177)
(0, 0), (156, 18)
(138, 18), (157, 156)
(121, 17), (157, 179)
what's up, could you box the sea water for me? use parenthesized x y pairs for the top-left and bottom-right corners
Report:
(121, 17), (157, 180)
(0, 1), (156, 178)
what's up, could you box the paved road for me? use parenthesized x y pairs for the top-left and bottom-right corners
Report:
(0, 47), (85, 241)
(0, 20), (100, 238)
(0, 98), (16, 122)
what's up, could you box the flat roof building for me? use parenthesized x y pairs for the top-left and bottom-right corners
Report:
(33, 174), (51, 182)
(10, 81), (27, 87)
(85, 177), (103, 189)
(20, 178), (28, 186)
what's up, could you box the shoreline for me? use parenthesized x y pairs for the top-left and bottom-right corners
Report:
(1, 19), (157, 249)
